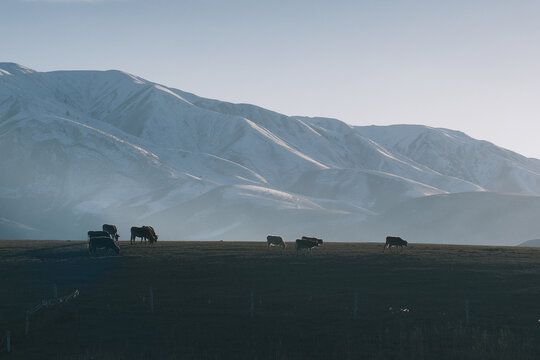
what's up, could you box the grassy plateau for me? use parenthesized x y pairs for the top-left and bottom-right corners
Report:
(1, 240), (540, 359)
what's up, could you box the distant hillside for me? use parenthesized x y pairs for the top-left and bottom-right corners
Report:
(360, 192), (540, 245)
(517, 239), (540, 247)
(2, 62), (540, 244)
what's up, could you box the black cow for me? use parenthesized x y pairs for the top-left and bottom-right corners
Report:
(130, 226), (145, 244)
(384, 236), (408, 251)
(267, 235), (286, 250)
(296, 238), (320, 254)
(130, 226), (158, 244)
(302, 236), (323, 245)
(89, 236), (120, 255)
(88, 230), (110, 241)
(102, 224), (119, 241)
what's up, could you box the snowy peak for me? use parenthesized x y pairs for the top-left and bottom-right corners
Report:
(2, 63), (540, 243)
(357, 124), (540, 195)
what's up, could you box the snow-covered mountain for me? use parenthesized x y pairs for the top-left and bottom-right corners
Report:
(357, 125), (540, 195)
(1, 62), (539, 244)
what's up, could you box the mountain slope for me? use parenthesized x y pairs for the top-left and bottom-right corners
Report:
(357, 125), (540, 195)
(2, 62), (540, 243)
(361, 192), (540, 245)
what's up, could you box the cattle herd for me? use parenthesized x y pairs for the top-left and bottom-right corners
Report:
(87, 224), (159, 255)
(267, 235), (408, 254)
(87, 225), (407, 256)
(267, 235), (324, 254)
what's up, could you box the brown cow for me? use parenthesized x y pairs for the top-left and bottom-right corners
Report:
(145, 226), (158, 242)
(102, 224), (120, 241)
(130, 226), (158, 244)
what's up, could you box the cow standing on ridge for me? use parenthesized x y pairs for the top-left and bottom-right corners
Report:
(267, 235), (286, 250)
(384, 236), (408, 251)
(296, 236), (323, 254)
(102, 224), (119, 241)
(89, 236), (120, 255)
(130, 226), (158, 244)
(145, 226), (158, 243)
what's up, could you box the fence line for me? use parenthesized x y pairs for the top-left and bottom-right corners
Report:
(25, 289), (80, 336)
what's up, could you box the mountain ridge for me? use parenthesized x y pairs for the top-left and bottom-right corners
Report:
(1, 63), (539, 244)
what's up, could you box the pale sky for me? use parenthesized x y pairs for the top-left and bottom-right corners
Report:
(3, 0), (540, 158)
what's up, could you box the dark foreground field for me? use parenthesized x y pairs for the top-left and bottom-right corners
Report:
(1, 241), (540, 359)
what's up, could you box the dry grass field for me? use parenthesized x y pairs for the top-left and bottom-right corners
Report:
(1, 240), (540, 359)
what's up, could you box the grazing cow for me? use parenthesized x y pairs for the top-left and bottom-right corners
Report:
(145, 226), (158, 243)
(296, 238), (320, 254)
(302, 236), (323, 245)
(87, 230), (110, 241)
(384, 236), (408, 251)
(102, 224), (119, 241)
(89, 236), (120, 255)
(130, 226), (158, 244)
(267, 235), (286, 250)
